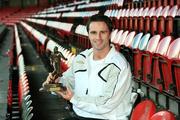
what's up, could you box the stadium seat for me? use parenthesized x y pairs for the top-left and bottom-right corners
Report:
(142, 35), (161, 83)
(130, 99), (156, 120)
(119, 9), (126, 30)
(124, 31), (136, 48)
(111, 29), (118, 43)
(118, 30), (129, 46)
(151, 6), (163, 35)
(138, 7), (149, 32)
(165, 5), (178, 36)
(150, 110), (176, 120)
(131, 32), (143, 79)
(128, 8), (135, 31)
(132, 8), (139, 32)
(115, 9), (122, 29)
(112, 30), (123, 44)
(150, 36), (172, 91)
(157, 6), (170, 35)
(132, 8), (144, 31)
(144, 7), (155, 33)
(123, 9), (130, 30)
(159, 38), (180, 96)
(132, 32), (143, 49)
(133, 33), (150, 80)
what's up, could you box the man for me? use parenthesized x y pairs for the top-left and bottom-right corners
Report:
(43, 14), (134, 120)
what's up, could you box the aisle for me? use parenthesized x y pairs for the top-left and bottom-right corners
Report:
(0, 27), (12, 120)
(18, 25), (72, 120)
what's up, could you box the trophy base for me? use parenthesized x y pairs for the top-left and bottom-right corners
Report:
(39, 83), (66, 92)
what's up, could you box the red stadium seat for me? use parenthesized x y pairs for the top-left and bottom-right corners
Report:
(123, 9), (130, 30)
(133, 33), (151, 80)
(159, 38), (180, 96)
(142, 35), (161, 83)
(157, 6), (170, 35)
(118, 30), (129, 46)
(144, 7), (155, 33)
(119, 9), (126, 30)
(150, 111), (176, 120)
(124, 31), (136, 48)
(165, 5), (178, 36)
(130, 99), (156, 120)
(150, 36), (172, 91)
(151, 6), (163, 35)
(131, 32), (143, 79)
(111, 29), (118, 43)
(138, 7), (149, 32)
(128, 8), (135, 31)
(112, 30), (123, 44)
(132, 8), (140, 32)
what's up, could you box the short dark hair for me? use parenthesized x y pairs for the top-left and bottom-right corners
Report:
(86, 14), (113, 33)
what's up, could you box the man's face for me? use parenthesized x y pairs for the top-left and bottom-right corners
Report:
(88, 21), (111, 51)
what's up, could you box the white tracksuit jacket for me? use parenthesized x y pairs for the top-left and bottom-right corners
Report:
(60, 45), (133, 120)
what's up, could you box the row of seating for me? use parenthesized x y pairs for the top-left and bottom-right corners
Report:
(126, 0), (180, 9)
(20, 21), (75, 71)
(36, 0), (123, 15)
(24, 18), (90, 50)
(111, 29), (180, 97)
(14, 25), (33, 120)
(106, 5), (179, 36)
(30, 5), (180, 37)
(0, 6), (44, 26)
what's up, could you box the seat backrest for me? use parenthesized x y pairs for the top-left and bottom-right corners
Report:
(160, 5), (170, 17)
(155, 6), (163, 17)
(130, 99), (156, 120)
(118, 30), (129, 45)
(176, 8), (180, 16)
(121, 9), (126, 17)
(155, 36), (172, 55)
(138, 33), (151, 50)
(142, 7), (149, 17)
(147, 7), (155, 17)
(150, 111), (176, 120)
(111, 29), (118, 42)
(113, 30), (123, 44)
(138, 7), (144, 17)
(124, 31), (136, 47)
(125, 9), (130, 17)
(132, 32), (143, 49)
(146, 35), (161, 53)
(166, 38), (180, 59)
(133, 8), (139, 17)
(129, 8), (134, 17)
(168, 5), (178, 17)
(117, 9), (122, 19)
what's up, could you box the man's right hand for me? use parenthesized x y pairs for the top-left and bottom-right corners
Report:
(42, 73), (59, 87)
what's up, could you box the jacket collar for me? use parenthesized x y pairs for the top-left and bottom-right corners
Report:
(87, 44), (117, 64)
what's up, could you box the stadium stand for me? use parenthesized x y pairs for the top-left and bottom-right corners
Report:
(0, 0), (180, 119)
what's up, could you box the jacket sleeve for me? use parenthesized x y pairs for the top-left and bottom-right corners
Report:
(70, 63), (133, 115)
(60, 59), (75, 91)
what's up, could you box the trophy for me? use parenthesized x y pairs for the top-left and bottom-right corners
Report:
(39, 46), (67, 92)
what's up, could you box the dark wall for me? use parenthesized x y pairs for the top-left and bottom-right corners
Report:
(0, 0), (51, 8)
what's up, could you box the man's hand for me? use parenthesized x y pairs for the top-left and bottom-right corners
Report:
(55, 88), (73, 101)
(42, 73), (59, 87)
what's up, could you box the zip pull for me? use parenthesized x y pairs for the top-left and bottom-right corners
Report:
(86, 89), (88, 95)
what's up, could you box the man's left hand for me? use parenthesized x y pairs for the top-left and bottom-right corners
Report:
(55, 87), (73, 101)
